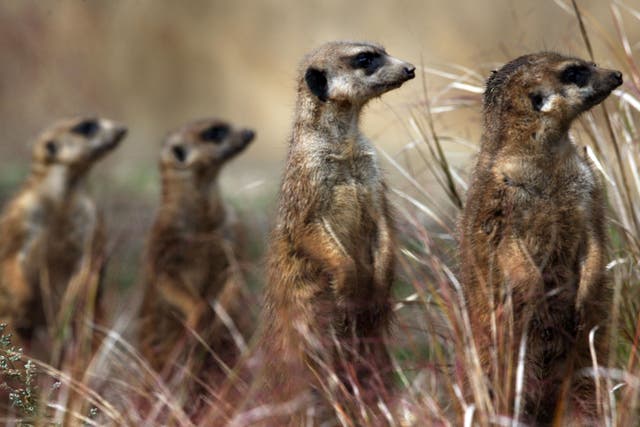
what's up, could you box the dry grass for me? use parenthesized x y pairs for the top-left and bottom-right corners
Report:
(1, 1), (640, 426)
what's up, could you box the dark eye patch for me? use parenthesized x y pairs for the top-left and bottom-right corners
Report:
(200, 125), (230, 143)
(71, 119), (100, 138)
(560, 65), (591, 87)
(350, 51), (384, 75)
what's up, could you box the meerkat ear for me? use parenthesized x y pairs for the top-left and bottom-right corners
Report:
(44, 140), (58, 159)
(531, 92), (562, 113)
(172, 145), (187, 163)
(305, 67), (328, 102)
(529, 92), (545, 112)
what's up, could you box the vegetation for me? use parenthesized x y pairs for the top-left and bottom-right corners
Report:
(1, 1), (639, 425)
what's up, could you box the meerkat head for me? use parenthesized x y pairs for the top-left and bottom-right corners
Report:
(33, 117), (127, 174)
(300, 41), (415, 106)
(161, 118), (255, 175)
(484, 52), (623, 142)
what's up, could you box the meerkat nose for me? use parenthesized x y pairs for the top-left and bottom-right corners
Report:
(115, 127), (128, 140)
(610, 71), (623, 86)
(404, 65), (416, 79)
(110, 126), (127, 145)
(241, 129), (255, 143)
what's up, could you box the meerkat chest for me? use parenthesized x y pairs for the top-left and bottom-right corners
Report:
(46, 199), (99, 284)
(325, 149), (382, 207)
(324, 144), (380, 186)
(173, 231), (229, 295)
(319, 155), (384, 259)
(15, 194), (92, 257)
(500, 155), (596, 256)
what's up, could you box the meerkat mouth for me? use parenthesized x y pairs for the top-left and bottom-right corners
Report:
(113, 127), (128, 143)
(91, 129), (126, 159)
(374, 80), (408, 91)
(105, 132), (126, 149)
(585, 73), (623, 107)
(221, 138), (253, 160)
(375, 71), (415, 92)
(585, 89), (615, 108)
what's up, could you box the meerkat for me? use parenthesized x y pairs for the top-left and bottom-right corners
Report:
(259, 41), (414, 419)
(459, 52), (622, 424)
(139, 118), (255, 374)
(0, 117), (126, 352)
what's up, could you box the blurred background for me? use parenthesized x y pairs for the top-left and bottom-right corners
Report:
(0, 0), (636, 288)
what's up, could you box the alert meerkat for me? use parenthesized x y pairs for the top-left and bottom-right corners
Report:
(260, 41), (415, 418)
(139, 118), (255, 374)
(459, 52), (622, 424)
(0, 117), (126, 351)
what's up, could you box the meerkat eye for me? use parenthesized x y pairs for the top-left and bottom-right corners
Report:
(200, 125), (230, 143)
(351, 51), (382, 72)
(172, 145), (187, 162)
(71, 119), (100, 138)
(560, 65), (591, 87)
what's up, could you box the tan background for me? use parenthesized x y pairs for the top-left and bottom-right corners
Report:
(0, 0), (633, 204)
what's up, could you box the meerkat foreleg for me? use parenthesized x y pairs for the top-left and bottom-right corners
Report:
(372, 194), (393, 292)
(575, 232), (605, 318)
(156, 275), (207, 331)
(299, 221), (357, 301)
(2, 257), (32, 305)
(1, 257), (33, 332)
(496, 239), (545, 316)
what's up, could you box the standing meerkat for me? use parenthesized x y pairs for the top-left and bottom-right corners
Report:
(459, 52), (622, 424)
(260, 41), (414, 415)
(0, 117), (126, 351)
(139, 118), (255, 374)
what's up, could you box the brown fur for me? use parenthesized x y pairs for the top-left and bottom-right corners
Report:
(139, 118), (255, 376)
(459, 52), (621, 424)
(259, 41), (415, 423)
(0, 117), (126, 359)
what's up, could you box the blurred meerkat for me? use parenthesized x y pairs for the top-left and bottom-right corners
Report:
(260, 41), (415, 417)
(139, 118), (255, 373)
(0, 117), (126, 350)
(459, 52), (621, 424)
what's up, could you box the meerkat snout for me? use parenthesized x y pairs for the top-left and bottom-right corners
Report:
(582, 66), (623, 108)
(232, 128), (256, 154)
(86, 119), (127, 158)
(240, 129), (255, 144)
